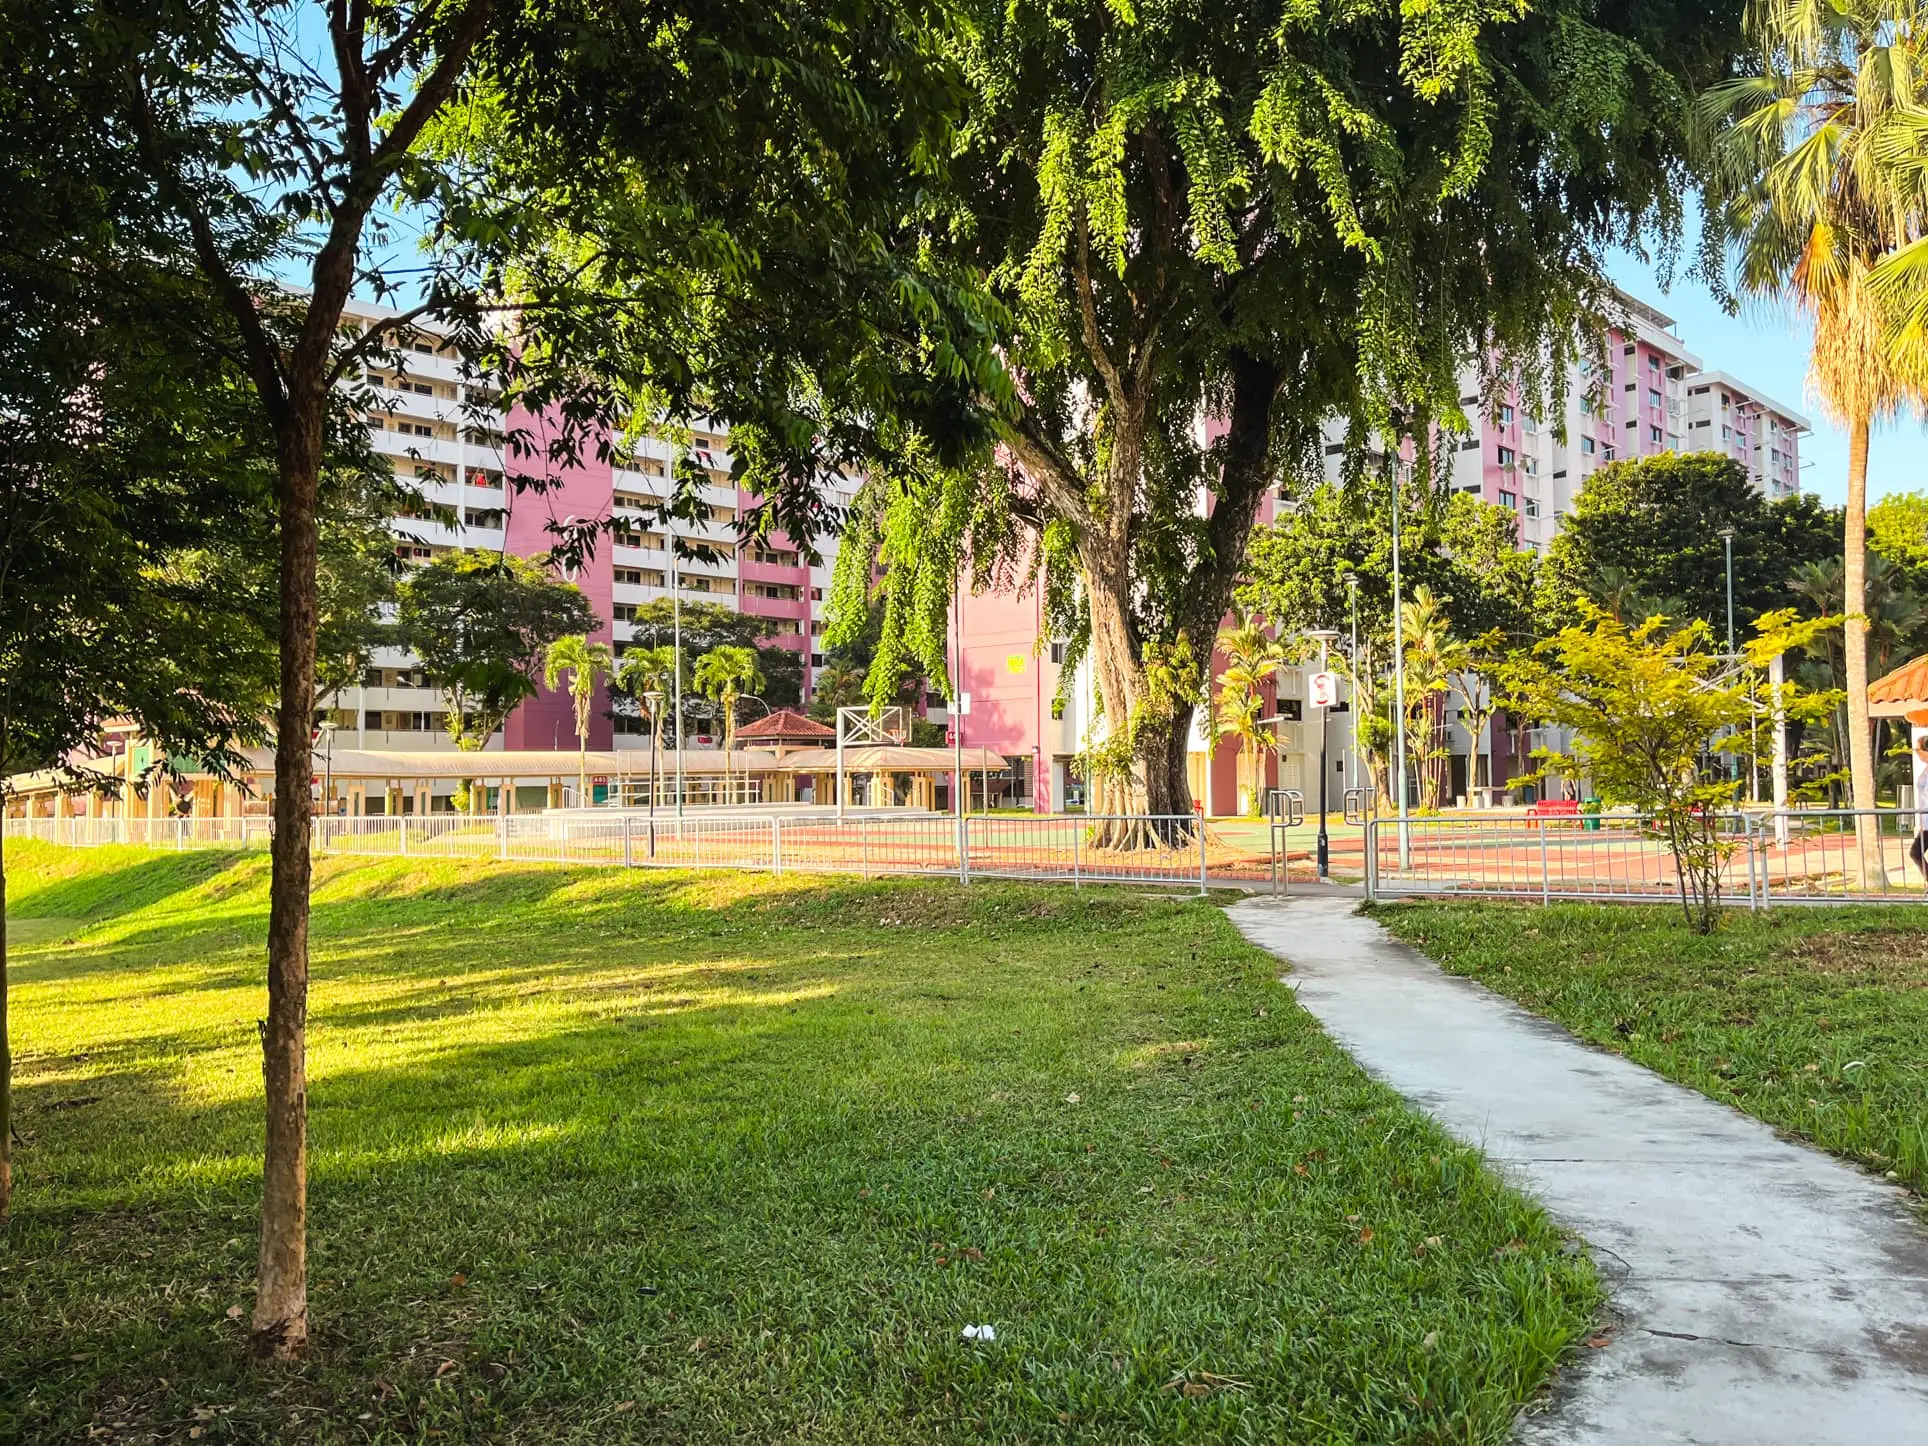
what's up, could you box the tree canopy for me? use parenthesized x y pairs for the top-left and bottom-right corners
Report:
(1240, 482), (1541, 652)
(1539, 451), (1840, 635)
(396, 551), (595, 750)
(833, 0), (1745, 826)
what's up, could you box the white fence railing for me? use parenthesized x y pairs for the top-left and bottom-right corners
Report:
(4, 811), (1242, 893)
(1365, 809), (1928, 907)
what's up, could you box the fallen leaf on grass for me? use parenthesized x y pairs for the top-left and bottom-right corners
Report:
(224, 1305), (244, 1320)
(1586, 1333), (1613, 1349)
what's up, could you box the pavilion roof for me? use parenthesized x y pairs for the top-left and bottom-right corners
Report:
(733, 708), (835, 743)
(1869, 655), (1928, 721)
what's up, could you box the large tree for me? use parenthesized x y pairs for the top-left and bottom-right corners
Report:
(1697, 0), (1927, 875)
(77, 0), (997, 1356)
(1540, 451), (1841, 632)
(832, 0), (1742, 830)
(0, 0), (399, 1229)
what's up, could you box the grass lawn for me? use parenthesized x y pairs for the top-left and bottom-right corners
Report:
(3, 843), (1596, 1444)
(1372, 902), (1928, 1197)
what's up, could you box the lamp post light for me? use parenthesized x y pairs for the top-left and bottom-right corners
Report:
(317, 719), (337, 822)
(1720, 525), (1740, 786)
(672, 550), (684, 816)
(1307, 628), (1340, 879)
(643, 689), (665, 829)
(1390, 474), (1411, 868)
(1344, 573), (1360, 795)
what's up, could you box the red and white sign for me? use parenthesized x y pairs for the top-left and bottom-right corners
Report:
(1308, 670), (1341, 709)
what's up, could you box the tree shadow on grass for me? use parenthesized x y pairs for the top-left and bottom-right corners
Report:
(5, 845), (261, 926)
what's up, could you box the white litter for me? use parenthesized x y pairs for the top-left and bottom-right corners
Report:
(961, 1324), (997, 1342)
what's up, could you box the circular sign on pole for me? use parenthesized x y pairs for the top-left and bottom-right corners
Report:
(1309, 670), (1340, 709)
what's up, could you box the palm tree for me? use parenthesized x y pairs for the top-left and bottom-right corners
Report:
(1398, 587), (1458, 809)
(616, 644), (678, 809)
(1697, 0), (1928, 870)
(544, 635), (613, 804)
(1214, 610), (1287, 815)
(693, 645), (765, 804)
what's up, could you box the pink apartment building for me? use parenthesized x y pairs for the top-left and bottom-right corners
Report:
(341, 300), (850, 770)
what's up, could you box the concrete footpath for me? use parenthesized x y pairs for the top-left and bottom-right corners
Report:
(1228, 894), (1928, 1445)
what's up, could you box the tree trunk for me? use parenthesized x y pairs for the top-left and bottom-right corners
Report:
(1, 820), (11, 1230)
(253, 403), (323, 1362)
(1844, 411), (1878, 886)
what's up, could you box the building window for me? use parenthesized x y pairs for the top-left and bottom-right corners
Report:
(1524, 498), (1540, 518)
(1049, 640), (1068, 664)
(1721, 425), (1732, 441)
(1648, 388), (1662, 408)
(1649, 426), (1663, 445)
(1580, 437), (1596, 455)
(1523, 457), (1538, 476)
(1499, 404), (1514, 425)
(1498, 489), (1518, 508)
(1496, 445), (1515, 466)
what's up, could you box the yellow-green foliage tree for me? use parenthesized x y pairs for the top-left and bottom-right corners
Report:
(1499, 608), (1835, 933)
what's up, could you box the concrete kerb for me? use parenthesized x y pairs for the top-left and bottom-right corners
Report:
(1226, 894), (1928, 1446)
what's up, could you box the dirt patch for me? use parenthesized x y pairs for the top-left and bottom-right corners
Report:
(1778, 930), (1928, 988)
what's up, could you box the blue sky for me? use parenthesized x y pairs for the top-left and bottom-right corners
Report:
(1605, 249), (1923, 509)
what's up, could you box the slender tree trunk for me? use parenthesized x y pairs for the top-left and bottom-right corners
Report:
(1844, 411), (1879, 886)
(254, 403), (323, 1361)
(1, 820), (11, 1230)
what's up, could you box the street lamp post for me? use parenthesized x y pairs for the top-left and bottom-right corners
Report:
(1720, 525), (1740, 786)
(643, 688), (665, 837)
(1390, 474), (1411, 869)
(1344, 573), (1359, 795)
(1307, 628), (1340, 879)
(318, 720), (337, 824)
(672, 550), (684, 816)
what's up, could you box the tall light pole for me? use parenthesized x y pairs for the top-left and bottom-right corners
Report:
(672, 549), (684, 816)
(1308, 628), (1339, 878)
(318, 719), (336, 822)
(1345, 573), (1360, 795)
(1390, 473), (1411, 868)
(1720, 525), (1739, 785)
(643, 688), (665, 835)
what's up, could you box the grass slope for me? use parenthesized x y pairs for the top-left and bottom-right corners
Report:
(5, 843), (1595, 1444)
(1374, 902), (1928, 1196)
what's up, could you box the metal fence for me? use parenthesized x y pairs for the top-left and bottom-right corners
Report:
(1365, 808), (1928, 908)
(3, 810), (1271, 893)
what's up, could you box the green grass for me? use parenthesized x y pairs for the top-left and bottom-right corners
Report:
(1372, 902), (1928, 1196)
(4, 843), (1597, 1444)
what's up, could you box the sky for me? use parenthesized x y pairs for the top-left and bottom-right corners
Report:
(1604, 248), (1924, 509)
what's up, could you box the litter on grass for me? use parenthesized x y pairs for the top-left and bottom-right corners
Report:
(961, 1324), (997, 1342)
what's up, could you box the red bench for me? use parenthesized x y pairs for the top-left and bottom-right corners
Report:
(1527, 799), (1581, 819)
